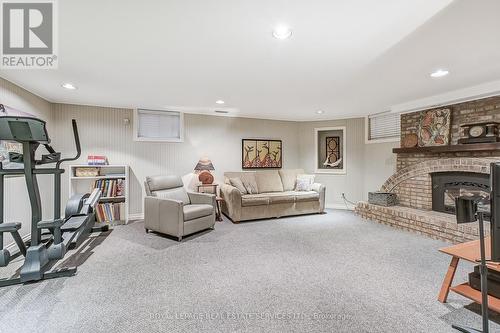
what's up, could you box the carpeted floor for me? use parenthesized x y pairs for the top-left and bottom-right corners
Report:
(1, 209), (499, 333)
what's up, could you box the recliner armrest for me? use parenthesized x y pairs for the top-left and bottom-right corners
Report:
(188, 192), (216, 206)
(144, 196), (184, 236)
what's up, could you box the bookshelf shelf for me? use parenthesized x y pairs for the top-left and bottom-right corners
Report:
(69, 165), (129, 224)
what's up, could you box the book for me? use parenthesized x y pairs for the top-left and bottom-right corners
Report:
(87, 155), (108, 165)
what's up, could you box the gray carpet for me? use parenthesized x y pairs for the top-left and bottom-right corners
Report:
(1, 209), (499, 333)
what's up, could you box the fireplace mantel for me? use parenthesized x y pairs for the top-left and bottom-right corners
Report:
(393, 142), (500, 154)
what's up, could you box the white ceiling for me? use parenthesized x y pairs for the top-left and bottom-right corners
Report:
(2, 0), (500, 121)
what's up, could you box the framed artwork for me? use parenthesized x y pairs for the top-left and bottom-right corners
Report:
(417, 108), (451, 147)
(242, 139), (282, 169)
(314, 127), (346, 174)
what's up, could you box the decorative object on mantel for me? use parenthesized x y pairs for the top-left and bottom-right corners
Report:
(402, 133), (418, 148)
(368, 191), (397, 206)
(194, 157), (215, 184)
(458, 122), (500, 144)
(417, 108), (451, 147)
(242, 139), (282, 169)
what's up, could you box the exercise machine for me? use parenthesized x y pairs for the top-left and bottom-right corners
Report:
(0, 115), (107, 287)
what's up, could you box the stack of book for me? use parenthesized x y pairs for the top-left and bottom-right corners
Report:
(93, 179), (124, 198)
(87, 155), (108, 165)
(96, 202), (125, 223)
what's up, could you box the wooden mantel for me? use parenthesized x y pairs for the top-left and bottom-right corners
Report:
(393, 142), (500, 154)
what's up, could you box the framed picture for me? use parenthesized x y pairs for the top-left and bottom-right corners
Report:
(314, 126), (346, 174)
(242, 139), (282, 169)
(417, 108), (451, 147)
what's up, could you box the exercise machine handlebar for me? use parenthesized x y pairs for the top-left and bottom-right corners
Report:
(56, 119), (81, 168)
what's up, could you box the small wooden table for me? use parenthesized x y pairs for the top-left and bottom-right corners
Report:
(439, 236), (500, 312)
(215, 197), (224, 222)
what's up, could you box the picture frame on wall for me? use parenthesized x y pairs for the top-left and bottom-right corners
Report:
(314, 126), (346, 174)
(242, 139), (282, 169)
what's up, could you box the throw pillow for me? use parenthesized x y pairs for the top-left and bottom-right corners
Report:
(295, 174), (315, 191)
(242, 177), (259, 194)
(229, 177), (248, 194)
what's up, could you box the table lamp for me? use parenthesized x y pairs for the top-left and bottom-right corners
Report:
(194, 158), (215, 184)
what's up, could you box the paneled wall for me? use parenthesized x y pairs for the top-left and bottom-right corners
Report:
(51, 104), (301, 215)
(0, 78), (53, 244)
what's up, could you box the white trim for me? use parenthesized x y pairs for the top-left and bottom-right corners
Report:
(133, 108), (185, 143)
(314, 126), (347, 175)
(364, 116), (401, 144)
(390, 79), (500, 114)
(128, 213), (144, 220)
(5, 233), (30, 256)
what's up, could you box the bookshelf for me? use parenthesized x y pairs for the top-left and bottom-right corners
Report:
(69, 165), (129, 224)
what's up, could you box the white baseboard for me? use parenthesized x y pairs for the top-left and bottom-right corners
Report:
(128, 213), (144, 220)
(325, 203), (355, 211)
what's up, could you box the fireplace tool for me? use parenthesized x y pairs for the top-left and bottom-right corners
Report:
(452, 195), (490, 333)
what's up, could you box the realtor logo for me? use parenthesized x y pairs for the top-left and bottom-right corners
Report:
(1, 0), (57, 68)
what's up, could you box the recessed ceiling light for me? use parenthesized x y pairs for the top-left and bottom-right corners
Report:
(61, 83), (77, 90)
(430, 69), (449, 78)
(272, 25), (292, 40)
(316, 110), (324, 114)
(215, 100), (225, 105)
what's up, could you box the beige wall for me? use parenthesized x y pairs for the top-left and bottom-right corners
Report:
(0, 78), (53, 244)
(51, 104), (301, 215)
(1, 77), (398, 245)
(298, 118), (366, 208)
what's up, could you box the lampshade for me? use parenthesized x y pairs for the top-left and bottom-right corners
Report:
(194, 158), (215, 171)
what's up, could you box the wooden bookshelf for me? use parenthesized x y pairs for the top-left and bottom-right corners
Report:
(69, 165), (129, 224)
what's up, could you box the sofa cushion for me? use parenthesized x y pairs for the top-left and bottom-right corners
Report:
(294, 191), (320, 202)
(183, 204), (213, 221)
(255, 171), (284, 193)
(241, 194), (270, 207)
(154, 188), (190, 205)
(267, 192), (296, 204)
(278, 169), (304, 191)
(229, 177), (248, 194)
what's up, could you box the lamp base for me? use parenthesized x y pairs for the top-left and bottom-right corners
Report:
(198, 170), (214, 184)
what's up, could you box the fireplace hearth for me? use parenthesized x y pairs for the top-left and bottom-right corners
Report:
(431, 172), (490, 218)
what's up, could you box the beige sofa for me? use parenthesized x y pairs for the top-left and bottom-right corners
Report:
(220, 169), (325, 223)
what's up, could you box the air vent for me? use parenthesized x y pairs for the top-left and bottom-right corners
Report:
(214, 110), (229, 114)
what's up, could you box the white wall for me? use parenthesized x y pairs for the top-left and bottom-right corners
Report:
(363, 141), (398, 200)
(298, 118), (366, 208)
(51, 104), (301, 216)
(0, 78), (53, 244)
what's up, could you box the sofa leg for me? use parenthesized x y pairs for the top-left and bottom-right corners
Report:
(232, 220), (240, 224)
(210, 225), (215, 230)
(177, 236), (182, 242)
(145, 228), (149, 233)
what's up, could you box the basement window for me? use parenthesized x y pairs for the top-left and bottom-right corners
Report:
(133, 109), (184, 142)
(365, 111), (401, 143)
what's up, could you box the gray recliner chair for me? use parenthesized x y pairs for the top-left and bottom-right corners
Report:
(144, 175), (216, 241)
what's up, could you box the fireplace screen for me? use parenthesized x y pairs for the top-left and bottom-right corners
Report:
(431, 172), (490, 219)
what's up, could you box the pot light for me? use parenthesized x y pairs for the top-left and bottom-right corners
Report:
(316, 110), (324, 114)
(61, 83), (77, 90)
(272, 25), (292, 40)
(215, 100), (225, 105)
(430, 69), (449, 78)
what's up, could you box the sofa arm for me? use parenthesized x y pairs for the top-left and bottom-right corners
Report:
(144, 196), (184, 237)
(188, 192), (216, 207)
(311, 183), (326, 212)
(220, 183), (242, 221)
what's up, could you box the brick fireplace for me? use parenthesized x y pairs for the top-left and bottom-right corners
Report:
(356, 96), (500, 243)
